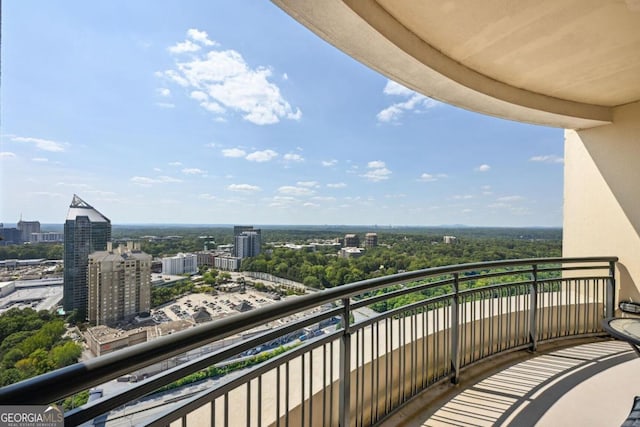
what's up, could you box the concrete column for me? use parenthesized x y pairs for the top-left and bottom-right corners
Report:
(563, 101), (640, 304)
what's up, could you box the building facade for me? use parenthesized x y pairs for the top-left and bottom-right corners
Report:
(235, 227), (261, 259)
(364, 233), (378, 248)
(63, 194), (111, 318)
(0, 225), (21, 246)
(161, 253), (198, 275)
(88, 242), (152, 326)
(31, 232), (64, 243)
(234, 226), (261, 258)
(344, 234), (360, 248)
(17, 220), (40, 243)
(214, 256), (240, 271)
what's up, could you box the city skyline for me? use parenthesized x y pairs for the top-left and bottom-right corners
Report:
(1, 2), (564, 227)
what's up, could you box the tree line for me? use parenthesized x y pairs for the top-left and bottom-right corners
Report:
(241, 232), (561, 289)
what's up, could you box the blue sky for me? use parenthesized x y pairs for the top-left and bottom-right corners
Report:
(0, 1), (564, 227)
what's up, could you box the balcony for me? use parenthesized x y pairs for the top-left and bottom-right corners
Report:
(0, 256), (626, 426)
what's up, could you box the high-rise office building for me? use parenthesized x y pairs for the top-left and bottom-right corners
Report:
(63, 194), (111, 318)
(17, 220), (40, 243)
(364, 233), (378, 248)
(344, 233), (360, 248)
(88, 242), (151, 326)
(234, 226), (261, 259)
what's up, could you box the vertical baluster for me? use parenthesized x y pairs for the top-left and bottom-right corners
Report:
(451, 273), (460, 384)
(339, 298), (351, 427)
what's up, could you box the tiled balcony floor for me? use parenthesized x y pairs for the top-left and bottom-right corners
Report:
(382, 339), (640, 427)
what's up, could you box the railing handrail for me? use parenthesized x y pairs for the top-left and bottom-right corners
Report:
(0, 256), (618, 409)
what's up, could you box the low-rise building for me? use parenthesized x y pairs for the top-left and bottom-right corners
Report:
(214, 256), (240, 271)
(161, 253), (198, 275)
(85, 325), (148, 357)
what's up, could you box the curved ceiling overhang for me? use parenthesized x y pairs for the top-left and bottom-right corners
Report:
(274, 0), (616, 129)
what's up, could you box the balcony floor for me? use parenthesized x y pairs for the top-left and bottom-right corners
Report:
(381, 338), (640, 427)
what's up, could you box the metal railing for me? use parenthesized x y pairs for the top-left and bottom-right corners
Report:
(0, 257), (617, 426)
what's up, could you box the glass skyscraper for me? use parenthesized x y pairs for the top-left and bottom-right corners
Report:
(63, 194), (111, 318)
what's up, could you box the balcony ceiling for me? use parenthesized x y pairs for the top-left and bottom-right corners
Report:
(273, 0), (640, 129)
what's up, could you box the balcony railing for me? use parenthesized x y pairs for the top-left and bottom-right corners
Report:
(0, 257), (617, 426)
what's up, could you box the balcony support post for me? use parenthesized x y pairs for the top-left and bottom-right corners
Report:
(529, 264), (538, 351)
(451, 273), (461, 384)
(607, 261), (616, 318)
(339, 298), (351, 427)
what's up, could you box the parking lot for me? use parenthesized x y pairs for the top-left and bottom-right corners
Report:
(154, 289), (280, 323)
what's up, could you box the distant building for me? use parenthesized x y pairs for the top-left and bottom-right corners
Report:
(196, 251), (216, 267)
(63, 194), (111, 319)
(161, 253), (198, 275)
(443, 236), (458, 244)
(364, 233), (378, 248)
(234, 226), (261, 259)
(88, 242), (152, 326)
(30, 232), (64, 243)
(214, 256), (240, 271)
(344, 234), (360, 247)
(17, 220), (40, 243)
(340, 247), (364, 258)
(0, 225), (21, 246)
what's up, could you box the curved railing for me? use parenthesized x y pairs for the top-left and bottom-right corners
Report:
(0, 257), (617, 426)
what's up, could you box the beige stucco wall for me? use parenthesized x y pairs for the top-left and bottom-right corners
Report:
(564, 101), (640, 303)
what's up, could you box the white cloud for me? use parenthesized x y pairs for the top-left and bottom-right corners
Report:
(327, 183), (347, 188)
(246, 149), (278, 162)
(475, 164), (491, 172)
(228, 183), (261, 192)
(377, 80), (440, 123)
(28, 191), (64, 198)
(168, 161), (183, 166)
(130, 175), (182, 186)
(297, 181), (319, 188)
(367, 160), (386, 169)
(190, 91), (209, 102)
(182, 168), (207, 175)
(186, 28), (216, 46)
(222, 148), (246, 158)
(155, 102), (175, 108)
(312, 196), (336, 202)
(303, 202), (319, 208)
(383, 80), (415, 97)
(153, 167), (162, 172)
(168, 39), (201, 54)
(198, 193), (216, 200)
(322, 159), (338, 167)
(452, 194), (474, 200)
(157, 88), (171, 97)
(10, 135), (68, 152)
(0, 152), (16, 158)
(497, 195), (524, 202)
(362, 160), (392, 182)
(55, 182), (90, 189)
(530, 155), (564, 164)
(159, 35), (301, 125)
(201, 101), (224, 112)
(278, 186), (315, 196)
(282, 73), (289, 81)
(32, 157), (48, 162)
(419, 172), (447, 182)
(284, 153), (304, 162)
